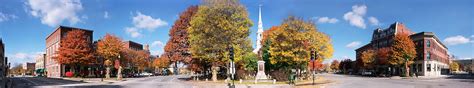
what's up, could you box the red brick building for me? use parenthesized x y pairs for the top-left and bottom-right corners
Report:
(45, 26), (93, 78)
(356, 22), (449, 77)
(123, 41), (143, 51)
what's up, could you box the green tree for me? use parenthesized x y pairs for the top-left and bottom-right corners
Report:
(188, 0), (253, 81)
(389, 33), (417, 77)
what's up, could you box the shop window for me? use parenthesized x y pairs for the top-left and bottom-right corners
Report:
(427, 64), (431, 71)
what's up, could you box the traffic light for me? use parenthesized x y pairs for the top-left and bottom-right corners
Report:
(229, 47), (234, 61)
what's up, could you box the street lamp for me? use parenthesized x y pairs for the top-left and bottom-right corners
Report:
(310, 49), (316, 85)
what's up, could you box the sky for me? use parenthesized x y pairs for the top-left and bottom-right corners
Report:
(0, 0), (473, 65)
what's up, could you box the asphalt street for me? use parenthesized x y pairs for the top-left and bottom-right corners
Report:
(8, 74), (474, 88)
(320, 73), (474, 88)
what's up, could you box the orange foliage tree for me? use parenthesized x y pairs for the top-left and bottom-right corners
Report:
(96, 34), (123, 78)
(389, 33), (417, 77)
(122, 49), (150, 72)
(376, 47), (390, 65)
(54, 30), (94, 73)
(360, 49), (376, 69)
(330, 60), (340, 71)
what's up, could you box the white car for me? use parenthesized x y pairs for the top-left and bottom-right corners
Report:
(140, 72), (153, 76)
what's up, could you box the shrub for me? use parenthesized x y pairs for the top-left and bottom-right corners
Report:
(270, 69), (290, 81)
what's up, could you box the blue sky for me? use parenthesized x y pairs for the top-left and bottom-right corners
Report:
(0, 0), (473, 65)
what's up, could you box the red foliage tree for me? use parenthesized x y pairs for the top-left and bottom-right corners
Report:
(164, 6), (198, 65)
(54, 30), (94, 72)
(376, 47), (390, 65)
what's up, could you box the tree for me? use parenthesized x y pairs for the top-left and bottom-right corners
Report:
(308, 59), (323, 71)
(339, 59), (353, 74)
(450, 62), (459, 72)
(153, 54), (171, 74)
(360, 49), (376, 69)
(389, 33), (417, 77)
(188, 0), (253, 81)
(376, 48), (390, 65)
(268, 16), (333, 70)
(123, 49), (150, 73)
(54, 30), (94, 76)
(261, 26), (279, 72)
(96, 34), (123, 79)
(330, 60), (340, 72)
(164, 6), (198, 65)
(238, 53), (257, 72)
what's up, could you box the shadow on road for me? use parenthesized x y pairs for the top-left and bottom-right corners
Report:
(47, 85), (124, 88)
(446, 74), (474, 79)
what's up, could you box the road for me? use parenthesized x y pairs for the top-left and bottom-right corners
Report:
(9, 75), (195, 88)
(10, 74), (474, 88)
(320, 73), (474, 88)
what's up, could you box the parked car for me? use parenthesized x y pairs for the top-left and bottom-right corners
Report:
(140, 72), (153, 76)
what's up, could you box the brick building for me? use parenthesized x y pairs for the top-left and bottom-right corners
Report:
(356, 22), (449, 77)
(45, 26), (93, 78)
(22, 63), (36, 75)
(123, 41), (144, 51)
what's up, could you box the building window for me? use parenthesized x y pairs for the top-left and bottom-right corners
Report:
(427, 64), (431, 71)
(426, 40), (431, 47)
(427, 52), (431, 60)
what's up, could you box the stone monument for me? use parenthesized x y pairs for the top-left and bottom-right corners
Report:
(256, 60), (267, 79)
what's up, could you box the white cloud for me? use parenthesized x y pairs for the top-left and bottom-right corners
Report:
(104, 11), (109, 19)
(7, 52), (44, 65)
(125, 27), (141, 38)
(314, 17), (339, 24)
(133, 12), (168, 30)
(151, 41), (164, 48)
(368, 16), (379, 26)
(471, 35), (474, 38)
(0, 12), (18, 22)
(343, 5), (367, 29)
(150, 40), (165, 56)
(443, 35), (470, 45)
(26, 0), (83, 27)
(345, 41), (361, 48)
(125, 12), (168, 38)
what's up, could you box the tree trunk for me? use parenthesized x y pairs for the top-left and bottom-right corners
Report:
(106, 67), (111, 79)
(117, 66), (123, 80)
(405, 63), (410, 77)
(212, 66), (217, 82)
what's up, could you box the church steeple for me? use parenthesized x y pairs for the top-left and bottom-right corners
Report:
(253, 4), (264, 54)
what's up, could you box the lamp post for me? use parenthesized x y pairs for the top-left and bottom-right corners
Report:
(310, 49), (315, 85)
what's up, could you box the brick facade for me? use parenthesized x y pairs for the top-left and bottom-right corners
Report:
(45, 26), (93, 78)
(356, 22), (449, 77)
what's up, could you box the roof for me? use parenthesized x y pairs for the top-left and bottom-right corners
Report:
(410, 32), (448, 49)
(45, 25), (93, 40)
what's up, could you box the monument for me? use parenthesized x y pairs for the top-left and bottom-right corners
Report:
(254, 5), (267, 80)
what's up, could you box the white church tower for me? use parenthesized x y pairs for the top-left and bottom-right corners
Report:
(253, 5), (264, 54)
